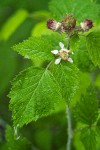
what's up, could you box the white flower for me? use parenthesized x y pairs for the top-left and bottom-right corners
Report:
(55, 58), (62, 65)
(51, 42), (73, 65)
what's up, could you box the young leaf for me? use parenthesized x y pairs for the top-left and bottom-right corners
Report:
(80, 128), (96, 150)
(51, 62), (80, 103)
(9, 67), (62, 127)
(6, 125), (31, 150)
(74, 85), (98, 125)
(13, 34), (65, 62)
(86, 30), (100, 67)
(49, 0), (100, 22)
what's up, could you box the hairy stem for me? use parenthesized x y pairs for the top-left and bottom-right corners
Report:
(66, 105), (73, 150)
(66, 32), (72, 150)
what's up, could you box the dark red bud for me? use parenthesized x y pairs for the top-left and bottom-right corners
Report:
(80, 19), (93, 31)
(47, 19), (60, 31)
(84, 19), (93, 29)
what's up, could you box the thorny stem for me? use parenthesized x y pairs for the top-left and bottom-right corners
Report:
(66, 105), (73, 150)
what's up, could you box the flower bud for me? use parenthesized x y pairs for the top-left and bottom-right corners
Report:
(80, 19), (93, 31)
(47, 19), (61, 31)
(61, 14), (76, 30)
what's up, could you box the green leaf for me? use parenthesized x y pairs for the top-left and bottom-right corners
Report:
(74, 131), (85, 150)
(80, 128), (96, 150)
(49, 0), (100, 22)
(70, 34), (80, 51)
(9, 67), (62, 127)
(72, 37), (94, 72)
(86, 30), (100, 67)
(6, 125), (31, 150)
(74, 85), (98, 125)
(0, 9), (28, 40)
(51, 62), (79, 103)
(13, 34), (66, 62)
(71, 72), (91, 107)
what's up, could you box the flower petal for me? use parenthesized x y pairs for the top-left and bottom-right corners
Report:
(59, 42), (64, 49)
(51, 50), (58, 54)
(68, 57), (73, 63)
(55, 58), (61, 65)
(72, 52), (74, 54)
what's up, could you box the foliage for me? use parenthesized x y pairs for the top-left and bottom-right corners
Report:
(0, 0), (100, 150)
(9, 67), (63, 127)
(51, 62), (79, 103)
(6, 125), (31, 150)
(13, 34), (65, 62)
(49, 0), (100, 22)
(80, 128), (96, 150)
(86, 29), (100, 67)
(73, 85), (99, 150)
(72, 36), (95, 72)
(74, 85), (98, 125)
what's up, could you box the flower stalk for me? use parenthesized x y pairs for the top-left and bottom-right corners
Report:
(66, 33), (73, 150)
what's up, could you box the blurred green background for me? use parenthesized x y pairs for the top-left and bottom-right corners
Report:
(0, 0), (100, 150)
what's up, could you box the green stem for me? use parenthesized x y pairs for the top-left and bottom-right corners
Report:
(66, 105), (73, 150)
(66, 33), (73, 150)
(67, 36), (71, 49)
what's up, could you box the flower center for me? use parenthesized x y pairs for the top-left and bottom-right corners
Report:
(58, 50), (69, 60)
